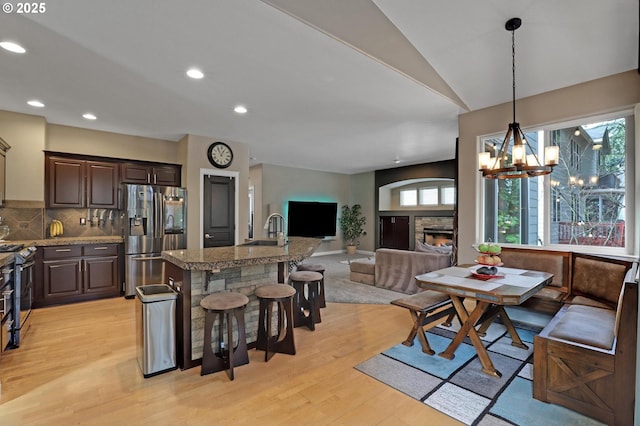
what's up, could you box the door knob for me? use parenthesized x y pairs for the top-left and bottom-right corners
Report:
(205, 233), (213, 239)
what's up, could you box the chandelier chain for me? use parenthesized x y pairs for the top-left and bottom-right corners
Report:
(511, 28), (516, 124)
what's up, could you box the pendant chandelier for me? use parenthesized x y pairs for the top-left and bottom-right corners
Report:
(478, 18), (559, 179)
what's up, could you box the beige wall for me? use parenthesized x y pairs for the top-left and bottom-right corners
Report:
(249, 164), (264, 240)
(182, 134), (250, 249)
(0, 110), (46, 201)
(46, 124), (177, 162)
(458, 70), (640, 264)
(260, 164), (351, 253)
(0, 111), (179, 203)
(0, 110), (253, 251)
(348, 171), (375, 252)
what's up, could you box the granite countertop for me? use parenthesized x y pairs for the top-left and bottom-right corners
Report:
(3, 236), (124, 247)
(162, 237), (322, 271)
(0, 253), (14, 268)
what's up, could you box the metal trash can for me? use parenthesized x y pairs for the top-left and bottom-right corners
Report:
(135, 284), (178, 378)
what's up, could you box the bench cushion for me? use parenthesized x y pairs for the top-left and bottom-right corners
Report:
(567, 295), (614, 310)
(534, 287), (566, 302)
(391, 290), (451, 312)
(547, 304), (616, 350)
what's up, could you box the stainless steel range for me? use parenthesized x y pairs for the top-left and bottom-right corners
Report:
(12, 246), (36, 347)
(0, 263), (15, 352)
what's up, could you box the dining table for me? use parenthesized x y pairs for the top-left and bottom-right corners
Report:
(415, 264), (553, 377)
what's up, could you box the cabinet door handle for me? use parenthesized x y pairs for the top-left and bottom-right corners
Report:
(92, 247), (108, 250)
(55, 248), (71, 252)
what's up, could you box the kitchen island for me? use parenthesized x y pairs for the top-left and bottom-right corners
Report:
(161, 237), (322, 370)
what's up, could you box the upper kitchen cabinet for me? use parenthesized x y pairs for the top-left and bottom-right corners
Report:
(45, 154), (119, 208)
(87, 161), (119, 207)
(120, 162), (181, 186)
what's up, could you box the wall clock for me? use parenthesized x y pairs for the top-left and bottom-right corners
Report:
(207, 142), (233, 168)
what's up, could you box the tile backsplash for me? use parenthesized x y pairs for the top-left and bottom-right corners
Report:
(0, 207), (123, 240)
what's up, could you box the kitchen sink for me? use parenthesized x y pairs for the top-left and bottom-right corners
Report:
(238, 240), (279, 246)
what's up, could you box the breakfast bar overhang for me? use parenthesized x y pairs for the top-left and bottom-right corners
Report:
(162, 237), (322, 370)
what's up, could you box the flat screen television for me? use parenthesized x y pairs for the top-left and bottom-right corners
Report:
(287, 201), (337, 238)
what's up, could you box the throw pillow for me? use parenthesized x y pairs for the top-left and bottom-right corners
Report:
(415, 240), (452, 254)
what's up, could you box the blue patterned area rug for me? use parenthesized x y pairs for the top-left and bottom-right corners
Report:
(355, 322), (604, 426)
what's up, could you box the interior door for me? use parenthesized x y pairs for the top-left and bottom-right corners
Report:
(203, 175), (235, 247)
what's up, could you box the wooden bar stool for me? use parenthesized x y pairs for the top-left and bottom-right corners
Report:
(289, 270), (323, 330)
(255, 284), (297, 361)
(296, 263), (326, 308)
(200, 291), (249, 380)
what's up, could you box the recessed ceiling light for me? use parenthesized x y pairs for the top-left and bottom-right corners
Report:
(394, 158), (401, 164)
(0, 41), (26, 54)
(186, 68), (204, 79)
(83, 113), (97, 120)
(234, 105), (248, 114)
(27, 100), (45, 108)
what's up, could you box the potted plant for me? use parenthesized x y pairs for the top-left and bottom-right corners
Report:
(340, 204), (366, 254)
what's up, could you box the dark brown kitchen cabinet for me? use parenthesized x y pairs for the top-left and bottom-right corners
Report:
(45, 155), (119, 208)
(120, 162), (181, 186)
(379, 215), (410, 250)
(87, 161), (119, 207)
(46, 157), (85, 208)
(35, 244), (121, 307)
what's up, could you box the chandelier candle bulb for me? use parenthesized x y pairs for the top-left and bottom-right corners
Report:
(478, 152), (491, 170)
(512, 144), (526, 164)
(544, 145), (559, 165)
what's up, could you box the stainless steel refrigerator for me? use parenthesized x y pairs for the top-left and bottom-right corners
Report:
(123, 184), (187, 298)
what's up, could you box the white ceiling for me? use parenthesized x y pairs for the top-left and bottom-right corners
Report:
(0, 0), (637, 174)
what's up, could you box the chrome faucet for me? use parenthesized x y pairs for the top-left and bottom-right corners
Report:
(263, 213), (286, 238)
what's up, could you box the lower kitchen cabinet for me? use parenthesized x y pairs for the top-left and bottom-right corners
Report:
(35, 243), (121, 307)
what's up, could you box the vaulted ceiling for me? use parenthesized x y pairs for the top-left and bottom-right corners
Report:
(0, 0), (637, 174)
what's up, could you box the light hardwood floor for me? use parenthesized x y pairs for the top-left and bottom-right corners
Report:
(0, 297), (461, 425)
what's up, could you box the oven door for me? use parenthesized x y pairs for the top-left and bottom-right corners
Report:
(1, 317), (12, 352)
(15, 259), (34, 341)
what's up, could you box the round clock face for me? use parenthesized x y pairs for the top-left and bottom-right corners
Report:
(207, 142), (233, 168)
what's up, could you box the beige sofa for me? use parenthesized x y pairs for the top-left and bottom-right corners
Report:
(374, 248), (451, 294)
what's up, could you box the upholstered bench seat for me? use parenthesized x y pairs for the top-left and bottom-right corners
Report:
(349, 258), (375, 285)
(547, 304), (616, 350)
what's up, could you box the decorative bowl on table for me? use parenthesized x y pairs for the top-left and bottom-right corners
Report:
(469, 266), (505, 280)
(472, 243), (502, 266)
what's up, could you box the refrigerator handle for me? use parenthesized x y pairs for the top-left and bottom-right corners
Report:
(156, 190), (163, 237)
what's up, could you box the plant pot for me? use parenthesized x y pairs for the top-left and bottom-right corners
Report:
(346, 245), (357, 255)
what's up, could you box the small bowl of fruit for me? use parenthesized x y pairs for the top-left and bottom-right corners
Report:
(473, 243), (502, 266)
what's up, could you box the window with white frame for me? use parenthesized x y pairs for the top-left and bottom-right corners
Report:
(400, 189), (417, 206)
(481, 113), (632, 252)
(441, 186), (455, 205)
(419, 187), (438, 206)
